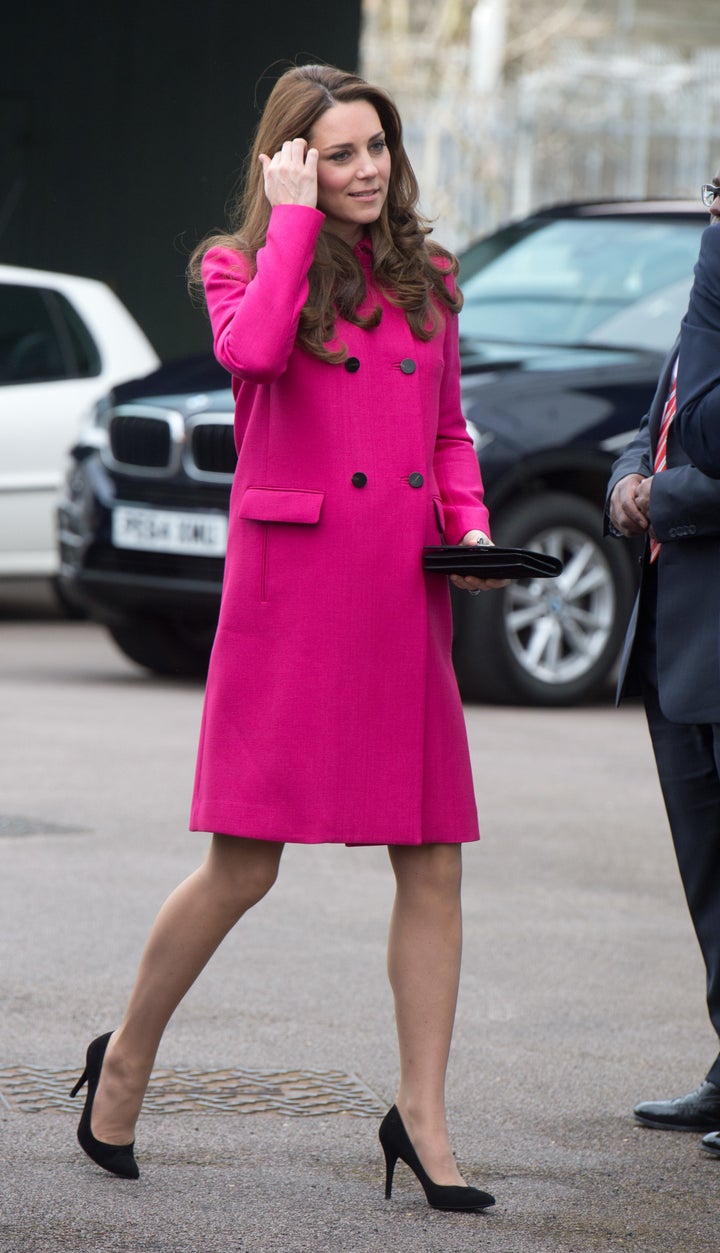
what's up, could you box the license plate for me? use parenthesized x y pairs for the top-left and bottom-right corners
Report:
(112, 506), (228, 556)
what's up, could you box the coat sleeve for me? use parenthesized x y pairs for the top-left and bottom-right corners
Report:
(607, 417), (653, 489)
(675, 224), (720, 476)
(604, 415), (653, 535)
(432, 286), (491, 544)
(650, 460), (720, 541)
(201, 204), (325, 384)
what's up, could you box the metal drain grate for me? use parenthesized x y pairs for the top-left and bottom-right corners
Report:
(0, 1065), (386, 1118)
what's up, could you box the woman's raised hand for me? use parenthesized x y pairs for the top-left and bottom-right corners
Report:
(258, 138), (319, 208)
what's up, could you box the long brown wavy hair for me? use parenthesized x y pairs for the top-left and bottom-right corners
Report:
(187, 64), (462, 363)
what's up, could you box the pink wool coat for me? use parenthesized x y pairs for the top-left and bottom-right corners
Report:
(189, 204), (491, 845)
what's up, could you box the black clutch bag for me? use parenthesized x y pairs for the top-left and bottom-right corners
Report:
(422, 544), (563, 580)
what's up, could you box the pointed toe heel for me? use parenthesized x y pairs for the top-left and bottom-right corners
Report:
(71, 1032), (139, 1180)
(378, 1105), (494, 1212)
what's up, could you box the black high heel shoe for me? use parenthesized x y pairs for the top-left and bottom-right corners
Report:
(70, 1032), (139, 1180)
(379, 1105), (494, 1212)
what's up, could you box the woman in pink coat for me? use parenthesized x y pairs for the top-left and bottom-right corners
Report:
(71, 64), (505, 1211)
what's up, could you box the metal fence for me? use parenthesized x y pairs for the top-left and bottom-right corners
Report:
(368, 42), (720, 250)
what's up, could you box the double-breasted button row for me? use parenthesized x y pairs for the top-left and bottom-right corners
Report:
(342, 356), (417, 374)
(351, 471), (424, 489)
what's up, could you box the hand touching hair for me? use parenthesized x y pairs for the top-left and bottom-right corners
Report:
(188, 63), (462, 361)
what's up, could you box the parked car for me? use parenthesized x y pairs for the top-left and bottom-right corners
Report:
(452, 198), (706, 703)
(0, 264), (159, 591)
(57, 199), (708, 702)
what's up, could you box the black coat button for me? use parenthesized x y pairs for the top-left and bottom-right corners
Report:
(351, 472), (368, 488)
(344, 356), (360, 373)
(408, 472), (424, 488)
(400, 358), (416, 374)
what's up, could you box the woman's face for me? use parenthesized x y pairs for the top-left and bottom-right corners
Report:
(308, 100), (391, 245)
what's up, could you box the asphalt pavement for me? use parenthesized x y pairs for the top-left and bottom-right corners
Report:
(1, 603), (718, 1252)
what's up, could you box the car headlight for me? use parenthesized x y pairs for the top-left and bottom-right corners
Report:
(70, 397), (112, 456)
(73, 425), (109, 452)
(64, 399), (110, 483)
(64, 462), (88, 502)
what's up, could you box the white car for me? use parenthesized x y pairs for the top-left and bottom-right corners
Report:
(0, 264), (160, 582)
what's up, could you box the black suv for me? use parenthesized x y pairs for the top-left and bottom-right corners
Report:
(57, 199), (707, 703)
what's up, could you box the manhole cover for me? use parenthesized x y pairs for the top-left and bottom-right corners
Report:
(0, 1065), (386, 1117)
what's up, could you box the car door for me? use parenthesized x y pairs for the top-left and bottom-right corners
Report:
(0, 281), (103, 576)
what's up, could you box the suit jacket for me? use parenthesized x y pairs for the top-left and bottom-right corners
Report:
(606, 337), (720, 723)
(675, 223), (720, 476)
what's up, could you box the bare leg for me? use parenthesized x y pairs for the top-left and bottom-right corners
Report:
(91, 834), (284, 1144)
(387, 842), (466, 1187)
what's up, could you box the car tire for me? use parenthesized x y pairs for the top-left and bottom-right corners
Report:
(452, 492), (637, 706)
(108, 616), (215, 678)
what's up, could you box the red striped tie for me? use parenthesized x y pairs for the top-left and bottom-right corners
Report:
(649, 363), (678, 563)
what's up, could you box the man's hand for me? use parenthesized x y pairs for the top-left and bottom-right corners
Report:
(609, 473), (650, 537)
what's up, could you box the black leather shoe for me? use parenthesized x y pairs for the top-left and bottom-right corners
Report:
(633, 1081), (720, 1131)
(700, 1131), (720, 1157)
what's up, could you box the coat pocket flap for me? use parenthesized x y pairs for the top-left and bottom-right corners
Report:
(238, 487), (325, 525)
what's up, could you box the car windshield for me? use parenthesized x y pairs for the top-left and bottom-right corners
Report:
(458, 216), (703, 354)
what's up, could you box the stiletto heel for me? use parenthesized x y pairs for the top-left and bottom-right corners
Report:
(70, 1032), (139, 1179)
(381, 1138), (398, 1199)
(69, 1067), (87, 1098)
(378, 1105), (494, 1212)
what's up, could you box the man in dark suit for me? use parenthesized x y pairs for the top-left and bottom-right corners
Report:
(606, 174), (720, 1159)
(675, 190), (720, 476)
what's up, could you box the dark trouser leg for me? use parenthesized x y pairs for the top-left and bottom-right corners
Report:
(643, 680), (720, 1085)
